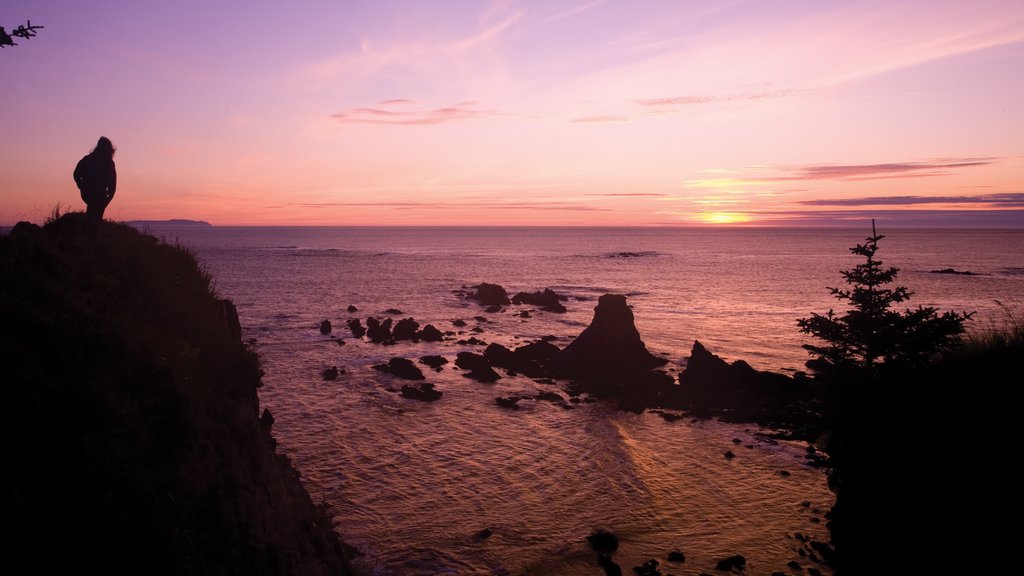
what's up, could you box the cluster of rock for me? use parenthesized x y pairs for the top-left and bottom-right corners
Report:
(345, 316), (444, 344)
(329, 289), (822, 437)
(458, 282), (569, 314)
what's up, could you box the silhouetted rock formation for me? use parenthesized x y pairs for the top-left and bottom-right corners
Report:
(555, 294), (667, 378)
(930, 268), (977, 275)
(400, 383), (442, 402)
(384, 308), (403, 315)
(676, 341), (820, 434)
(467, 282), (511, 306)
(417, 324), (444, 342)
(715, 554), (746, 571)
(495, 396), (521, 409)
(347, 304), (358, 312)
(366, 317), (393, 343)
(632, 559), (661, 576)
(347, 318), (366, 338)
(597, 554), (623, 576)
(372, 357), (425, 380)
(483, 340), (560, 378)
(392, 317), (420, 340)
(455, 351), (501, 382)
(420, 355), (448, 369)
(3, 214), (350, 575)
(321, 366), (341, 380)
(587, 529), (619, 553)
(320, 318), (333, 335)
(511, 288), (568, 313)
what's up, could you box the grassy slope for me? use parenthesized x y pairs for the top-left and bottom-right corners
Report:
(2, 214), (349, 575)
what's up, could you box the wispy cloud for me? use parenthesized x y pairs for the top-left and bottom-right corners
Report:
(800, 192), (1024, 207)
(290, 200), (611, 212)
(750, 209), (1024, 227)
(635, 90), (795, 107)
(544, 0), (608, 23)
(584, 193), (666, 197)
(767, 159), (995, 181)
(689, 158), (997, 187)
(378, 98), (415, 105)
(570, 115), (631, 124)
(331, 101), (498, 126)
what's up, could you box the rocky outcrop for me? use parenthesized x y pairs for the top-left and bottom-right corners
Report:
(484, 340), (561, 378)
(400, 383), (443, 402)
(366, 317), (393, 343)
(320, 319), (332, 335)
(217, 298), (242, 339)
(467, 283), (511, 306)
(554, 294), (666, 378)
(676, 341), (819, 433)
(347, 318), (366, 338)
(455, 351), (501, 382)
(511, 288), (568, 313)
(372, 357), (425, 380)
(417, 324), (444, 342)
(392, 318), (420, 340)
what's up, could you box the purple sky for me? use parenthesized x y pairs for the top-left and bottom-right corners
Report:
(2, 0), (1023, 226)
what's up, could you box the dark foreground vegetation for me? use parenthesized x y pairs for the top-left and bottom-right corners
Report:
(2, 214), (349, 575)
(799, 225), (1019, 574)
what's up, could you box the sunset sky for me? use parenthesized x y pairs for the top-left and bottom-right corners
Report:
(2, 0), (1023, 226)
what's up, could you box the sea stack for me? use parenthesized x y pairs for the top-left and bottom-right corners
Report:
(555, 294), (666, 377)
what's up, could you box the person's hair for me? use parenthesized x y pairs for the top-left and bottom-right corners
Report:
(92, 136), (115, 156)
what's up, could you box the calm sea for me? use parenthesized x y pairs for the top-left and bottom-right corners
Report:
(152, 226), (1023, 575)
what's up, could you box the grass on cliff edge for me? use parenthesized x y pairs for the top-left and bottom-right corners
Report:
(1, 213), (347, 574)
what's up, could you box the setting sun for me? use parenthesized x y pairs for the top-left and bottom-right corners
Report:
(698, 211), (752, 225)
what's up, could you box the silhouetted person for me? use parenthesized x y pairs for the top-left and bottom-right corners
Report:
(74, 136), (117, 226)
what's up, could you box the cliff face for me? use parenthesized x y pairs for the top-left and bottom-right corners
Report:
(2, 214), (349, 575)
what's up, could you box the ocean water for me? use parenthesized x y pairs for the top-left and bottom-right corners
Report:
(155, 226), (1023, 575)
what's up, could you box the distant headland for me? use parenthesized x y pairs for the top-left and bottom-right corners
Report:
(125, 219), (213, 227)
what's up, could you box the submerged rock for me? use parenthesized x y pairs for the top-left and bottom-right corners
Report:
(715, 554), (746, 571)
(554, 294), (666, 378)
(319, 319), (332, 335)
(632, 559), (661, 576)
(320, 366), (340, 381)
(347, 304), (358, 312)
(511, 288), (568, 313)
(400, 383), (442, 402)
(372, 357), (425, 380)
(420, 355), (449, 369)
(667, 551), (685, 563)
(495, 396), (521, 410)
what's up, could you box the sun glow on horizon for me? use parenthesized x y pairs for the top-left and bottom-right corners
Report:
(697, 211), (753, 225)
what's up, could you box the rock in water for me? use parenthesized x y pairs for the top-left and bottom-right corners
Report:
(715, 554), (746, 571)
(455, 352), (500, 382)
(468, 282), (511, 306)
(556, 294), (666, 377)
(366, 317), (393, 343)
(400, 383), (442, 402)
(392, 318), (420, 340)
(416, 324), (444, 342)
(511, 288), (568, 313)
(587, 529), (619, 553)
(347, 318), (366, 338)
(372, 357), (425, 380)
(347, 304), (358, 312)
(319, 319), (332, 335)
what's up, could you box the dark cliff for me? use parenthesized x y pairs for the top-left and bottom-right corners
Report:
(2, 214), (349, 575)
